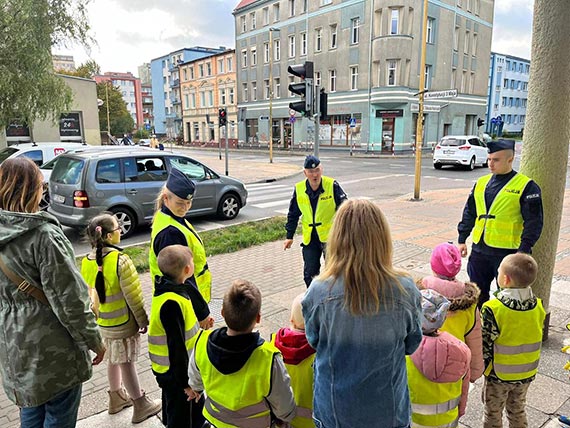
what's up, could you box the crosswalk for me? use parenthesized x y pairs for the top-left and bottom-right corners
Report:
(246, 182), (293, 214)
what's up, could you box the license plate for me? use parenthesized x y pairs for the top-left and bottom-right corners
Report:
(443, 150), (455, 154)
(53, 194), (65, 203)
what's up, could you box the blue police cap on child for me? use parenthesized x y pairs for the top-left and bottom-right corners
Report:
(304, 155), (321, 169)
(166, 167), (195, 200)
(487, 139), (515, 154)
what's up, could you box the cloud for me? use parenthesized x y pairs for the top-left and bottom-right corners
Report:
(492, 3), (534, 60)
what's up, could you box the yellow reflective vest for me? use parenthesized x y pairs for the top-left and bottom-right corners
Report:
(483, 297), (545, 381)
(406, 356), (462, 428)
(81, 250), (129, 327)
(148, 292), (200, 374)
(295, 176), (336, 245)
(440, 304), (477, 342)
(149, 210), (211, 302)
(472, 173), (531, 249)
(195, 330), (279, 428)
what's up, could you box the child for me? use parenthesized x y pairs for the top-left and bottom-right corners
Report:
(406, 289), (472, 427)
(271, 293), (316, 428)
(82, 213), (161, 423)
(148, 244), (205, 428)
(187, 279), (296, 427)
(481, 253), (545, 428)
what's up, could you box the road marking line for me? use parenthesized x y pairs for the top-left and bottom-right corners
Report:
(247, 183), (288, 189)
(248, 192), (292, 203)
(342, 175), (402, 185)
(252, 200), (290, 208)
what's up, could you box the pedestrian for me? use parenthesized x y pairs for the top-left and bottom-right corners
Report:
(149, 245), (204, 428)
(0, 158), (105, 428)
(406, 289), (471, 427)
(283, 155), (347, 287)
(302, 199), (423, 427)
(81, 213), (161, 423)
(187, 279), (296, 427)
(149, 167), (214, 328)
(271, 292), (316, 428)
(457, 139), (543, 306)
(481, 253), (545, 428)
(150, 134), (158, 149)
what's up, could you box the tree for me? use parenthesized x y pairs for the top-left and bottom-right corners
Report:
(97, 82), (135, 136)
(58, 60), (100, 79)
(0, 0), (92, 128)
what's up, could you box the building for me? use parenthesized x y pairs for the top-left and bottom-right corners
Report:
(150, 47), (227, 137)
(138, 63), (152, 85)
(179, 50), (237, 143)
(94, 72), (143, 129)
(52, 54), (76, 72)
(141, 84), (154, 133)
(233, 0), (494, 152)
(486, 52), (530, 135)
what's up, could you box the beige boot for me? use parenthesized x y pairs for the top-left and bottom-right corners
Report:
(131, 391), (162, 424)
(108, 388), (132, 414)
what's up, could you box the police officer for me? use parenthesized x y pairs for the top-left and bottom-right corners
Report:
(457, 139), (543, 306)
(284, 155), (347, 287)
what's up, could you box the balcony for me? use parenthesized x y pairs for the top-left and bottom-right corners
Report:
(170, 79), (180, 89)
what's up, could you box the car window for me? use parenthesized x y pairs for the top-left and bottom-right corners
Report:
(169, 156), (206, 180)
(440, 138), (460, 147)
(0, 148), (18, 163)
(19, 150), (43, 165)
(469, 138), (480, 146)
(51, 157), (85, 185)
(96, 159), (121, 183)
(124, 157), (168, 182)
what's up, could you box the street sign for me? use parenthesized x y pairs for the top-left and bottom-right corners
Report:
(424, 89), (458, 100)
(145, 124), (151, 130)
(289, 116), (296, 123)
(289, 109), (296, 117)
(259, 115), (269, 121)
(349, 118), (356, 128)
(411, 103), (441, 113)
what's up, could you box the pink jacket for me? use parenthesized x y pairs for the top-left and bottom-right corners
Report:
(409, 331), (471, 417)
(421, 276), (484, 381)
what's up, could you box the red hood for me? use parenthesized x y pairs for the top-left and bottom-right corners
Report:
(273, 328), (315, 365)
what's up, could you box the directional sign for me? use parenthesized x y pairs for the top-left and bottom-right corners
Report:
(349, 118), (356, 128)
(289, 116), (296, 124)
(424, 89), (458, 100)
(411, 103), (441, 113)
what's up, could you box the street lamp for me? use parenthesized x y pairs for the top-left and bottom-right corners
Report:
(268, 27), (280, 163)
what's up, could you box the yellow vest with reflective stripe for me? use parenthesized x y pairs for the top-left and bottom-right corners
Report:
(195, 329), (278, 428)
(472, 173), (531, 249)
(483, 297), (545, 381)
(440, 304), (477, 342)
(148, 292), (200, 374)
(81, 251), (129, 327)
(295, 176), (336, 245)
(406, 356), (462, 428)
(270, 334), (315, 428)
(149, 210), (211, 302)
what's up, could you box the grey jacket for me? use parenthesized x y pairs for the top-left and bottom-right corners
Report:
(0, 210), (103, 407)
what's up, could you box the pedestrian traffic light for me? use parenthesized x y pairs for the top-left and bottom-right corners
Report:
(218, 108), (227, 127)
(477, 118), (485, 128)
(288, 61), (314, 117)
(319, 89), (328, 120)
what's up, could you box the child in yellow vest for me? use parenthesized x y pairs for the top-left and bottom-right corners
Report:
(271, 293), (316, 428)
(187, 279), (296, 427)
(481, 253), (545, 428)
(82, 213), (161, 423)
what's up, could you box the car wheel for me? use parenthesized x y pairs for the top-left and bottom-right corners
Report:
(468, 156), (476, 171)
(217, 193), (240, 220)
(110, 207), (137, 238)
(434, 163), (442, 170)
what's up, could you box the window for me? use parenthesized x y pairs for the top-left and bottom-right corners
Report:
(206, 62), (212, 76)
(427, 18), (435, 43)
(472, 33), (478, 56)
(469, 72), (475, 93)
(387, 60), (397, 86)
(190, 93), (196, 108)
(183, 69), (188, 81)
(218, 59), (225, 74)
(321, 0), (332, 4)
(461, 70), (467, 92)
(315, 71), (321, 87)
(169, 157), (205, 181)
(451, 67), (457, 88)
(263, 7), (269, 25)
(502, 97), (507, 106)
(464, 31), (470, 54)
(274, 39), (281, 60)
(273, 3), (280, 21)
(96, 159), (121, 184)
(466, 0), (471, 11)
(190, 67), (194, 79)
(350, 66), (358, 90)
(454, 26), (459, 51)
(242, 83), (248, 101)
(229, 88), (235, 104)
(302, 0), (308, 12)
(252, 81), (257, 101)
(275, 78), (281, 98)
(264, 42), (270, 63)
(330, 24), (337, 49)
(424, 65), (432, 90)
(207, 90), (213, 107)
(301, 32), (307, 55)
(351, 18), (360, 44)
(503, 78), (508, 88)
(510, 80), (516, 89)
(227, 57), (233, 71)
(289, 0), (295, 17)
(390, 9), (399, 35)
(220, 89), (226, 105)
(509, 97), (513, 106)
(315, 28), (322, 52)
(200, 91), (205, 107)
(251, 47), (257, 66)
(288, 35), (296, 58)
(241, 50), (247, 68)
(241, 15), (246, 33)
(250, 12), (256, 29)
(126, 157), (167, 183)
(329, 69), (337, 92)
(264, 79), (270, 99)
(184, 94), (189, 109)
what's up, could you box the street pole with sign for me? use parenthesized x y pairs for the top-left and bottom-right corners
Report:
(268, 27), (280, 164)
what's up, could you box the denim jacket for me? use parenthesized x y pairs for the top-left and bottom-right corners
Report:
(302, 275), (422, 428)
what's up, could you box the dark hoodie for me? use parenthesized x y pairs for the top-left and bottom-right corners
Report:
(206, 327), (264, 374)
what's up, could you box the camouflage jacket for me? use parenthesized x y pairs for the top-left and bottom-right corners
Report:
(0, 210), (103, 407)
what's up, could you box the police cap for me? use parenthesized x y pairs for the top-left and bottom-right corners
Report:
(304, 155), (321, 169)
(166, 167), (195, 200)
(487, 139), (515, 154)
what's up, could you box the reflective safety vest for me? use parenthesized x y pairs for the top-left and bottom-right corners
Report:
(440, 304), (477, 342)
(296, 176), (336, 245)
(406, 356), (462, 428)
(195, 330), (279, 428)
(270, 334), (315, 428)
(483, 297), (545, 381)
(149, 210), (211, 302)
(81, 251), (129, 327)
(148, 292), (200, 374)
(472, 173), (531, 249)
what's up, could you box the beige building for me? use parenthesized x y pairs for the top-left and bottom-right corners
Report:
(179, 50), (237, 142)
(52, 54), (76, 72)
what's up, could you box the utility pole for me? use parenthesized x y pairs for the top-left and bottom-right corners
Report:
(314, 84), (320, 158)
(268, 27), (280, 163)
(105, 82), (111, 136)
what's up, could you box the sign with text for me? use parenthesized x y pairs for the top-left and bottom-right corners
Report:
(423, 89), (458, 100)
(375, 109), (404, 118)
(59, 113), (82, 138)
(411, 103), (441, 113)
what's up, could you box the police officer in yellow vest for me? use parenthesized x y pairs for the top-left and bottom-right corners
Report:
(284, 155), (347, 287)
(457, 140), (543, 306)
(149, 167), (214, 328)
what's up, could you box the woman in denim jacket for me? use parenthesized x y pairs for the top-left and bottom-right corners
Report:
(302, 199), (422, 428)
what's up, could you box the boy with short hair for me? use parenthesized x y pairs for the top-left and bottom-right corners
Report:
(149, 245), (205, 428)
(187, 279), (296, 427)
(481, 253), (545, 428)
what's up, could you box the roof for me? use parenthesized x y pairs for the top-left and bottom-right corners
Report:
(234, 0), (259, 12)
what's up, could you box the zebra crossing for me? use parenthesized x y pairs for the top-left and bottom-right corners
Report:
(246, 182), (293, 214)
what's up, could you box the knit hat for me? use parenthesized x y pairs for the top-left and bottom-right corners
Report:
(420, 289), (450, 334)
(431, 243), (462, 279)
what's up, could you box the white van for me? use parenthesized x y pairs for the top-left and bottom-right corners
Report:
(0, 142), (86, 167)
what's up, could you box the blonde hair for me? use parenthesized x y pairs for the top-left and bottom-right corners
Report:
(319, 199), (408, 315)
(290, 293), (305, 330)
(0, 158), (43, 213)
(154, 185), (169, 213)
(501, 253), (538, 287)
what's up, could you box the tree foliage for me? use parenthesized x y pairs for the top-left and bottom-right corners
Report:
(58, 60), (100, 79)
(97, 82), (135, 136)
(0, 0), (92, 128)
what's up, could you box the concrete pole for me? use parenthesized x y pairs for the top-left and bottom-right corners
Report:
(519, 0), (570, 330)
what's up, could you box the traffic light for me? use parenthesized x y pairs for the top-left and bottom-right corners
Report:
(218, 108), (227, 127)
(288, 61), (314, 117)
(477, 117), (485, 128)
(319, 89), (328, 120)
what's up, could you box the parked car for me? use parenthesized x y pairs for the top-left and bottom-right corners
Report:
(48, 148), (248, 238)
(0, 142), (85, 166)
(433, 135), (488, 170)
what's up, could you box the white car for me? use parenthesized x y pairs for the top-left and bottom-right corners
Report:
(0, 142), (85, 167)
(433, 135), (488, 170)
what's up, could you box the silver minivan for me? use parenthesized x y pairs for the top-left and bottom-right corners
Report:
(48, 148), (248, 237)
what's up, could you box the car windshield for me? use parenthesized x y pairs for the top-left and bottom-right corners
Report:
(51, 157), (85, 185)
(40, 157), (58, 170)
(0, 147), (19, 163)
(440, 138), (463, 147)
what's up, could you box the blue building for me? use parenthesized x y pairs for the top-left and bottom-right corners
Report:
(486, 52), (530, 135)
(151, 47), (226, 136)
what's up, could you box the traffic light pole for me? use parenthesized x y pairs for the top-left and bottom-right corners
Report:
(225, 124), (229, 176)
(314, 83), (320, 158)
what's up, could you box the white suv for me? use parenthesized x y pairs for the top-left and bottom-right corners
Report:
(0, 142), (85, 167)
(433, 135), (488, 170)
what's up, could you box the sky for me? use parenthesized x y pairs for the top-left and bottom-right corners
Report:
(55, 0), (535, 76)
